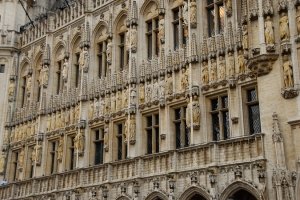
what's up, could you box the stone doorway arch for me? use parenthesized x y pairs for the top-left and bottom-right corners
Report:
(219, 181), (260, 200)
(178, 186), (211, 200)
(145, 191), (169, 200)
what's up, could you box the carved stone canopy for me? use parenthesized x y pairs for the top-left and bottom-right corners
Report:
(246, 54), (279, 77)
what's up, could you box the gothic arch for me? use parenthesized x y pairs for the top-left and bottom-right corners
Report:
(113, 10), (128, 33)
(20, 57), (30, 73)
(140, 0), (159, 15)
(70, 32), (82, 51)
(178, 186), (211, 200)
(92, 20), (108, 38)
(33, 51), (43, 68)
(52, 41), (66, 57)
(145, 191), (168, 200)
(115, 195), (131, 200)
(219, 181), (260, 200)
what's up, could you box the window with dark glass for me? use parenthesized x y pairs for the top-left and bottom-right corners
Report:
(13, 152), (18, 181)
(56, 61), (63, 94)
(172, 9), (187, 50)
(0, 64), (5, 73)
(94, 129), (104, 165)
(49, 141), (58, 174)
(97, 42), (107, 77)
(70, 137), (75, 170)
(207, 0), (225, 37)
(247, 88), (261, 134)
(21, 77), (26, 107)
(75, 54), (80, 87)
(210, 95), (230, 141)
(173, 107), (189, 149)
(145, 114), (159, 154)
(117, 123), (127, 160)
(146, 18), (159, 59)
(119, 34), (126, 70)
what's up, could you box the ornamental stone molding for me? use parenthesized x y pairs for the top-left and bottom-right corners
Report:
(246, 54), (279, 77)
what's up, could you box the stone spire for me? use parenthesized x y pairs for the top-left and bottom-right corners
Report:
(131, 57), (137, 78)
(201, 36), (208, 61)
(241, 0), (248, 24)
(272, 112), (286, 169)
(108, 9), (113, 39)
(209, 36), (217, 58)
(249, 0), (259, 20)
(159, 48), (165, 70)
(227, 22), (234, 52)
(42, 44), (51, 65)
(217, 34), (225, 56)
(263, 0), (273, 15)
(190, 33), (198, 62)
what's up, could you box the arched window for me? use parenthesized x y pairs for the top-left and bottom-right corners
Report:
(94, 24), (108, 77)
(71, 36), (81, 87)
(19, 62), (29, 107)
(54, 45), (65, 94)
(172, 3), (187, 50)
(115, 14), (128, 70)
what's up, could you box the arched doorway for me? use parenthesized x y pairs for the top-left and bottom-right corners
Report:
(228, 189), (257, 200)
(190, 194), (207, 200)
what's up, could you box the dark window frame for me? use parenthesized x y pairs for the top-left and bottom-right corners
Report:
(173, 107), (189, 149)
(246, 88), (261, 135)
(145, 114), (160, 154)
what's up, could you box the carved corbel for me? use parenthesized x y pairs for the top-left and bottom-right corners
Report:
(246, 54), (279, 77)
(278, 0), (288, 13)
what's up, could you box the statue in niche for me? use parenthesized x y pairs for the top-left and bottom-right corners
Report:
(30, 121), (35, 136)
(190, 0), (197, 22)
(192, 95), (200, 124)
(202, 62), (209, 84)
(62, 58), (68, 81)
(104, 123), (108, 146)
(228, 52), (235, 77)
(111, 92), (116, 112)
(15, 125), (19, 141)
(225, 0), (232, 10)
(26, 74), (32, 93)
(57, 136), (63, 160)
(22, 123), (27, 140)
(0, 153), (6, 173)
(130, 84), (137, 105)
(75, 103), (80, 121)
(181, 67), (189, 91)
(126, 30), (130, 50)
(131, 25), (138, 48)
(106, 38), (112, 62)
(56, 111), (62, 129)
(42, 64), (49, 85)
(139, 83), (145, 103)
(65, 108), (70, 126)
(74, 129), (85, 152)
(123, 85), (129, 108)
(158, 15), (165, 41)
(210, 58), (217, 82)
(166, 73), (173, 95)
(35, 142), (42, 164)
(10, 127), (15, 143)
(105, 93), (111, 114)
(265, 16), (274, 45)
(27, 121), (31, 137)
(99, 97), (105, 116)
(145, 81), (152, 103)
(18, 148), (25, 168)
(281, 171), (291, 200)
(279, 12), (290, 41)
(46, 114), (51, 132)
(88, 101), (94, 119)
(70, 106), (74, 124)
(152, 78), (159, 101)
(242, 25), (248, 50)
(34, 120), (38, 135)
(219, 56), (226, 80)
(94, 98), (99, 117)
(124, 119), (129, 140)
(159, 76), (165, 97)
(282, 55), (293, 88)
(296, 6), (300, 34)
(182, 1), (188, 25)
(130, 115), (136, 139)
(186, 97), (191, 127)
(117, 91), (122, 110)
(51, 113), (56, 131)
(3, 128), (8, 144)
(61, 110), (65, 127)
(238, 50), (245, 73)
(8, 80), (15, 99)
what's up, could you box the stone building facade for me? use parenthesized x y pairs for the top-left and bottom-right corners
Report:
(0, 0), (300, 199)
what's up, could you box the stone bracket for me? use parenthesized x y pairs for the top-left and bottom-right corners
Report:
(246, 54), (279, 77)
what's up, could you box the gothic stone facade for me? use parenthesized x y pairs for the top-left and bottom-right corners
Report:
(0, 0), (300, 199)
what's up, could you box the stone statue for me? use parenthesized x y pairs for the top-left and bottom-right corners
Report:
(123, 85), (129, 108)
(51, 113), (56, 131)
(242, 25), (248, 50)
(202, 66), (209, 84)
(0, 153), (6, 173)
(124, 119), (129, 139)
(159, 76), (165, 97)
(126, 30), (130, 50)
(8, 80), (15, 99)
(106, 38), (112, 62)
(219, 56), (226, 80)
(10, 127), (15, 143)
(225, 0), (232, 10)
(237, 50), (245, 73)
(94, 98), (99, 117)
(65, 108), (70, 126)
(56, 111), (62, 129)
(26, 74), (32, 93)
(186, 97), (191, 127)
(35, 142), (42, 164)
(99, 98), (105, 116)
(166, 73), (173, 95)
(74, 129), (85, 152)
(296, 6), (300, 34)
(192, 96), (200, 124)
(70, 106), (74, 124)
(130, 115), (136, 139)
(42, 64), (49, 85)
(46, 114), (51, 132)
(139, 83), (145, 103)
(228, 52), (235, 77)
(282, 55), (293, 88)
(3, 128), (8, 144)
(265, 16), (274, 45)
(88, 101), (94, 119)
(182, 1), (188, 25)
(158, 15), (165, 40)
(30, 121), (35, 136)
(78, 48), (84, 68)
(18, 148), (25, 168)
(34, 120), (38, 135)
(152, 78), (159, 101)
(58, 136), (63, 160)
(62, 59), (68, 81)
(22, 123), (27, 140)
(145, 81), (152, 103)
(210, 58), (217, 82)
(117, 91), (122, 110)
(279, 12), (290, 41)
(181, 68), (189, 91)
(61, 110), (65, 128)
(130, 84), (137, 105)
(105, 93), (111, 114)
(27, 121), (31, 137)
(111, 92), (116, 112)
(104, 123), (108, 146)
(190, 0), (197, 22)
(131, 25), (137, 48)
(75, 104), (80, 121)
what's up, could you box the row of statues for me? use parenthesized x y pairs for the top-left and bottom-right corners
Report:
(9, 120), (39, 143)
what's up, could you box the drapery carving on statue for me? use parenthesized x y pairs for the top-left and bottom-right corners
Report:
(210, 58), (217, 82)
(228, 52), (235, 77)
(111, 92), (116, 112)
(181, 67), (189, 91)
(62, 58), (68, 81)
(105, 93), (111, 114)
(57, 136), (63, 161)
(26, 74), (32, 93)
(79, 47), (89, 71)
(165, 73), (173, 95)
(238, 50), (245, 73)
(279, 12), (290, 41)
(219, 56), (226, 80)
(182, 1), (188, 26)
(74, 129), (85, 152)
(0, 153), (6, 174)
(8, 80), (15, 100)
(130, 115), (136, 139)
(117, 91), (123, 110)
(192, 96), (200, 125)
(282, 55), (293, 88)
(89, 101), (94, 119)
(46, 114), (51, 132)
(158, 15), (165, 42)
(186, 97), (191, 127)
(152, 78), (159, 101)
(139, 83), (145, 104)
(99, 97), (105, 116)
(242, 25), (248, 50)
(202, 62), (209, 84)
(18, 148), (25, 169)
(104, 123), (109, 147)
(145, 81), (152, 103)
(265, 16), (275, 45)
(130, 84), (137, 105)
(123, 85), (129, 108)
(106, 38), (112, 64)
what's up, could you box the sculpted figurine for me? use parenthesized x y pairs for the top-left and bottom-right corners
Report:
(61, 110), (65, 127)
(8, 80), (15, 99)
(94, 98), (99, 117)
(202, 62), (209, 84)
(124, 119), (129, 139)
(65, 108), (70, 126)
(23, 123), (27, 140)
(70, 106), (75, 124)
(111, 92), (116, 112)
(58, 137), (63, 160)
(166, 73), (173, 95)
(152, 78), (159, 101)
(26, 74), (32, 93)
(192, 96), (200, 124)
(186, 97), (191, 127)
(145, 81), (152, 103)
(237, 50), (245, 73)
(228, 52), (235, 77)
(126, 30), (130, 50)
(75, 103), (80, 121)
(158, 15), (165, 41)
(51, 113), (56, 131)
(18, 148), (25, 168)
(3, 128), (8, 144)
(104, 123), (108, 146)
(35, 142), (42, 164)
(182, 1), (188, 25)
(296, 6), (300, 34)
(0, 153), (6, 173)
(30, 121), (35, 136)
(123, 85), (129, 108)
(219, 56), (226, 80)
(34, 120), (38, 135)
(210, 58), (217, 82)
(43, 64), (49, 85)
(159, 76), (165, 97)
(46, 114), (51, 132)
(131, 25), (138, 48)
(74, 129), (85, 152)
(27, 121), (31, 137)
(88, 101), (94, 119)
(31, 146), (36, 163)
(117, 91), (122, 110)
(10, 127), (15, 143)
(130, 115), (136, 139)
(190, 0), (197, 22)
(105, 93), (111, 114)
(265, 16), (274, 45)
(242, 25), (248, 50)
(279, 12), (290, 41)
(282, 55), (293, 88)
(139, 83), (145, 103)
(106, 38), (112, 62)
(62, 59), (68, 81)
(225, 0), (232, 9)
(181, 67), (189, 91)
(130, 84), (137, 105)
(56, 111), (62, 129)
(99, 98), (105, 116)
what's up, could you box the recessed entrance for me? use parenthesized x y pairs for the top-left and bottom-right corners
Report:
(189, 194), (207, 200)
(228, 189), (257, 200)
